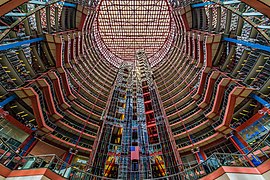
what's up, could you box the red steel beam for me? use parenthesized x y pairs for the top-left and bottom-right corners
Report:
(0, 0), (28, 17)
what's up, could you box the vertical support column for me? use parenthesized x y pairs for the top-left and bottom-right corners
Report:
(205, 35), (213, 68)
(198, 35), (204, 66)
(54, 36), (63, 68)
(193, 33), (198, 60)
(20, 135), (38, 156)
(230, 133), (250, 153)
(79, 33), (83, 55)
(76, 5), (88, 31)
(199, 150), (207, 160)
(194, 153), (201, 163)
(185, 34), (189, 54)
(62, 151), (73, 164)
(194, 149), (207, 162)
(189, 33), (193, 57)
(77, 32), (81, 55)
(70, 36), (75, 61)
(179, 6), (191, 31)
(62, 35), (71, 67)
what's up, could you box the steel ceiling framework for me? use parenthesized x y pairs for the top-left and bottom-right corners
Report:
(94, 0), (174, 66)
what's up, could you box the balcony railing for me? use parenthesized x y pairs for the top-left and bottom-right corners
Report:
(0, 130), (270, 179)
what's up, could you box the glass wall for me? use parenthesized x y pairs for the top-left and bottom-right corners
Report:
(239, 114), (270, 146)
(0, 117), (29, 149)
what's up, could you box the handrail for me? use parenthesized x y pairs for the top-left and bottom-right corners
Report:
(0, 137), (24, 169)
(0, 129), (269, 179)
(0, 137), (23, 159)
(247, 130), (270, 154)
(0, 0), (62, 42)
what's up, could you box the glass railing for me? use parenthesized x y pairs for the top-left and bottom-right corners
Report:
(0, 131), (269, 180)
(0, 138), (23, 169)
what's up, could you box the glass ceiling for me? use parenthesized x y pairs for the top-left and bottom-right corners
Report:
(94, 0), (174, 66)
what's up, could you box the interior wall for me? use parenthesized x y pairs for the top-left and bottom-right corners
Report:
(0, 118), (28, 143)
(29, 141), (65, 157)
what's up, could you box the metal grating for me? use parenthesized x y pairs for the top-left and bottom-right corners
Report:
(95, 0), (174, 66)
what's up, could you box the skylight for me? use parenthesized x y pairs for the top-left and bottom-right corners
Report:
(95, 0), (174, 66)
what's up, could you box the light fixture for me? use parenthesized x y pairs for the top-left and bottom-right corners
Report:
(69, 148), (78, 155)
(191, 147), (200, 154)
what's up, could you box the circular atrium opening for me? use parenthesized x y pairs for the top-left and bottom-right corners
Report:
(95, 0), (174, 66)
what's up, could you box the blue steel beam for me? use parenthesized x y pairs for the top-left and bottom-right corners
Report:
(29, 0), (46, 5)
(223, 0), (240, 5)
(0, 94), (17, 108)
(250, 94), (270, 107)
(191, 0), (242, 8)
(58, 2), (76, 8)
(258, 25), (270, 29)
(242, 12), (263, 16)
(224, 37), (270, 52)
(5, 13), (27, 17)
(0, 37), (44, 51)
(0, 26), (8, 30)
(191, 2), (214, 8)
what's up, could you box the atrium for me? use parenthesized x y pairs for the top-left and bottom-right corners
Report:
(0, 0), (270, 179)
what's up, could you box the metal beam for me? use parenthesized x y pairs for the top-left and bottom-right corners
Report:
(5, 13), (27, 17)
(191, 0), (240, 8)
(0, 94), (17, 108)
(191, 2), (214, 8)
(224, 37), (270, 52)
(223, 1), (240, 5)
(58, 2), (76, 8)
(29, 0), (46, 5)
(250, 94), (270, 107)
(0, 0), (28, 17)
(0, 37), (44, 51)
(241, 0), (270, 19)
(242, 12), (263, 16)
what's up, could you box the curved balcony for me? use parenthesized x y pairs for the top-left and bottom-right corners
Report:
(67, 70), (105, 108)
(157, 57), (193, 90)
(177, 132), (222, 152)
(164, 73), (200, 110)
(155, 52), (187, 86)
(167, 101), (197, 122)
(162, 68), (201, 105)
(57, 120), (96, 140)
(159, 64), (199, 97)
(13, 87), (54, 133)
(68, 67), (108, 101)
(48, 133), (92, 153)
(72, 61), (111, 93)
(170, 110), (203, 128)
(154, 45), (185, 79)
(173, 118), (209, 139)
(205, 79), (235, 120)
(198, 73), (223, 109)
(77, 56), (113, 88)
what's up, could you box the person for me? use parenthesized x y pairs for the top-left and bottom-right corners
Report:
(15, 148), (21, 154)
